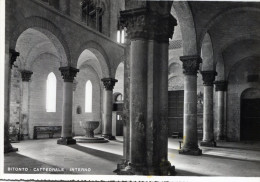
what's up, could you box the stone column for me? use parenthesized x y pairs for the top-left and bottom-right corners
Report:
(118, 5), (177, 175)
(4, 49), (19, 153)
(200, 71), (217, 147)
(20, 70), (33, 139)
(214, 81), (227, 141)
(101, 78), (117, 140)
(57, 66), (79, 145)
(179, 55), (202, 156)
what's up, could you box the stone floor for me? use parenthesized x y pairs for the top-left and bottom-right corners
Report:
(4, 136), (260, 176)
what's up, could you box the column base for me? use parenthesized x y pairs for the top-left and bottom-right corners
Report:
(102, 134), (116, 140)
(216, 136), (226, 141)
(4, 143), (18, 153)
(157, 161), (175, 176)
(179, 147), (202, 156)
(114, 160), (175, 176)
(57, 137), (76, 145)
(200, 140), (216, 147)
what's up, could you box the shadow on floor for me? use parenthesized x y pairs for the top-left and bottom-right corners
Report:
(201, 153), (260, 163)
(68, 144), (123, 163)
(215, 145), (260, 152)
(168, 147), (260, 163)
(175, 169), (209, 176)
(4, 152), (69, 174)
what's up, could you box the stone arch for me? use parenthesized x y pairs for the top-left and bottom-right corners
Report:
(172, 1), (198, 55)
(75, 41), (111, 78)
(200, 6), (260, 48)
(10, 16), (70, 65)
(241, 88), (260, 99)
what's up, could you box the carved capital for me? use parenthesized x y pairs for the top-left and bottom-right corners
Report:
(20, 70), (33, 82)
(9, 49), (20, 69)
(59, 66), (79, 82)
(120, 8), (177, 42)
(180, 55), (202, 75)
(214, 80), (228, 91)
(101, 78), (118, 91)
(201, 71), (217, 86)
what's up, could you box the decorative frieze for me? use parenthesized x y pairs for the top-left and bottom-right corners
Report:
(59, 66), (79, 82)
(214, 80), (228, 91)
(201, 71), (217, 86)
(9, 49), (20, 69)
(20, 70), (33, 82)
(101, 78), (118, 91)
(120, 8), (177, 42)
(180, 55), (202, 75)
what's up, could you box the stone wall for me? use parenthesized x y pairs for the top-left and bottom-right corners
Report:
(226, 57), (260, 141)
(29, 53), (63, 139)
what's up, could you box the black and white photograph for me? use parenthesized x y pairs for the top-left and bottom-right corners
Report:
(1, 0), (260, 181)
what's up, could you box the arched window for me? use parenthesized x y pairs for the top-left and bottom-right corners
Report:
(46, 72), (56, 112)
(85, 80), (92, 113)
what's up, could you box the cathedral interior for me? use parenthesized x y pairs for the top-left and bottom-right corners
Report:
(3, 0), (260, 179)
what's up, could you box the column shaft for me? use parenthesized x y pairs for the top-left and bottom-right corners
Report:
(217, 91), (225, 140)
(200, 85), (216, 146)
(102, 89), (113, 138)
(101, 78), (117, 140)
(129, 40), (147, 174)
(57, 66), (78, 145)
(214, 80), (227, 141)
(61, 82), (73, 137)
(21, 81), (29, 138)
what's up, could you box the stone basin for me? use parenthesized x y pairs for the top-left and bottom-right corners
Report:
(80, 121), (99, 138)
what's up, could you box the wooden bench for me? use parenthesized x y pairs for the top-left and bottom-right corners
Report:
(33, 126), (62, 139)
(171, 132), (183, 138)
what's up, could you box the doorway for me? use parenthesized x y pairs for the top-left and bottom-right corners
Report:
(241, 98), (260, 141)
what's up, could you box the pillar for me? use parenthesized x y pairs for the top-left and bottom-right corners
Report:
(57, 66), (79, 145)
(200, 71), (217, 147)
(20, 70), (33, 139)
(101, 78), (117, 140)
(214, 80), (227, 141)
(117, 5), (177, 175)
(4, 49), (19, 153)
(179, 55), (202, 156)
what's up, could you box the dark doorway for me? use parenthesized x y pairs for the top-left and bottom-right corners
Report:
(241, 98), (260, 141)
(168, 90), (184, 137)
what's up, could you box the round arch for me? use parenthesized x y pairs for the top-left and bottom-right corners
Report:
(172, 1), (198, 55)
(75, 41), (111, 78)
(10, 16), (70, 65)
(199, 6), (260, 48)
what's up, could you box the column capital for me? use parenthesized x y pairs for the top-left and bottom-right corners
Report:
(180, 55), (202, 75)
(59, 66), (79, 82)
(214, 80), (228, 91)
(201, 71), (217, 86)
(101, 78), (118, 91)
(120, 8), (177, 42)
(20, 70), (33, 82)
(9, 49), (20, 69)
